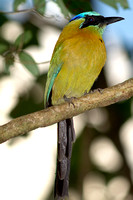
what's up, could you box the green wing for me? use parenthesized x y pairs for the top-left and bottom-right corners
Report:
(44, 44), (63, 107)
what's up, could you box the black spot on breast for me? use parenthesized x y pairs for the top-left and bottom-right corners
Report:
(99, 38), (103, 43)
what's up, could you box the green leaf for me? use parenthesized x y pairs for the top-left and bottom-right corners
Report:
(14, 30), (32, 50)
(100, 0), (118, 9)
(33, 0), (46, 16)
(117, 0), (129, 9)
(13, 0), (27, 11)
(19, 51), (39, 76)
(0, 44), (8, 54)
(5, 53), (14, 73)
(100, 0), (129, 9)
(62, 0), (92, 15)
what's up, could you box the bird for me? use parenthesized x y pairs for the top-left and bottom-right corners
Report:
(44, 11), (124, 199)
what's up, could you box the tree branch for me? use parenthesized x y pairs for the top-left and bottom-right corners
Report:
(0, 78), (133, 144)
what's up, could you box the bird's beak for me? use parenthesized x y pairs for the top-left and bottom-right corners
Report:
(103, 16), (124, 25)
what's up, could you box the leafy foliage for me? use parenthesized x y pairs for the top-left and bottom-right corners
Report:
(5, 52), (15, 73)
(117, 0), (129, 9)
(19, 51), (39, 76)
(100, 0), (129, 9)
(14, 30), (32, 49)
(0, 43), (8, 54)
(0, 43), (15, 74)
(13, 0), (27, 11)
(33, 0), (46, 15)
(62, 0), (92, 15)
(0, 14), (39, 75)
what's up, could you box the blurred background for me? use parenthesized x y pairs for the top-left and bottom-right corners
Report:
(0, 0), (133, 199)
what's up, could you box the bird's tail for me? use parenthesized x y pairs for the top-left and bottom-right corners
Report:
(54, 118), (75, 199)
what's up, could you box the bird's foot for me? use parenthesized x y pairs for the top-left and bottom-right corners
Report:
(86, 88), (103, 95)
(63, 95), (76, 108)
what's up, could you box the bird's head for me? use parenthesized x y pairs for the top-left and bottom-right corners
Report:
(69, 11), (124, 35)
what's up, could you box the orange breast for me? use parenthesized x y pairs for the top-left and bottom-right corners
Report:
(52, 21), (106, 105)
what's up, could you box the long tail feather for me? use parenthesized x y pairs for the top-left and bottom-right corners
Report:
(54, 118), (75, 199)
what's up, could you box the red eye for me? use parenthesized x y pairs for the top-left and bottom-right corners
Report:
(89, 17), (94, 22)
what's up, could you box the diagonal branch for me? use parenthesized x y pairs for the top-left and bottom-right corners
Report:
(0, 78), (133, 144)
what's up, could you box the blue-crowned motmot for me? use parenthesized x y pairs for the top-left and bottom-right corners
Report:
(44, 11), (124, 199)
